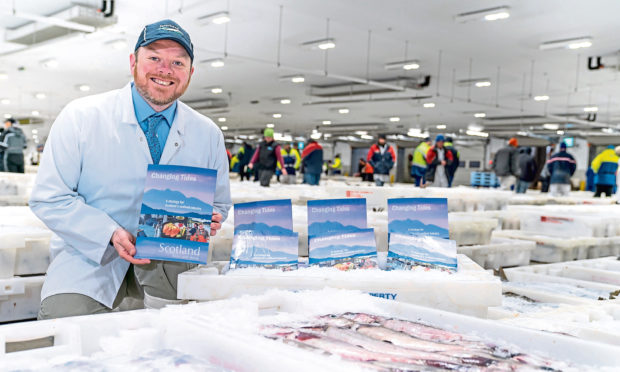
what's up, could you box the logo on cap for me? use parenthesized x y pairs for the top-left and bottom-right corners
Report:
(159, 24), (183, 35)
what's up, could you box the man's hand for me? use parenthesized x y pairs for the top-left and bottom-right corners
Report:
(441, 160), (447, 166)
(111, 228), (150, 265)
(210, 212), (223, 236)
(281, 167), (288, 176)
(248, 163), (254, 169)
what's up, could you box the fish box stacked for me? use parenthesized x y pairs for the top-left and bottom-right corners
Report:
(0, 173), (37, 206)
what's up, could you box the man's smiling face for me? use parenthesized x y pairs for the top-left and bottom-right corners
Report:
(130, 39), (194, 111)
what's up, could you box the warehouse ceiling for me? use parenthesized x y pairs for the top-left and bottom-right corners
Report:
(1, 0), (620, 145)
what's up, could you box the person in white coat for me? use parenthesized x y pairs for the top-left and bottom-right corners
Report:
(29, 20), (232, 319)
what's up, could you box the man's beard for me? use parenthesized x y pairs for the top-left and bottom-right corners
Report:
(133, 65), (191, 107)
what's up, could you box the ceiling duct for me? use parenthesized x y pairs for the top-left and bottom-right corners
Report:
(5, 5), (117, 46)
(309, 75), (430, 98)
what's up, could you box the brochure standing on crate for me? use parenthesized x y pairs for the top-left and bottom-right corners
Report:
(387, 198), (457, 271)
(307, 198), (377, 269)
(135, 165), (217, 264)
(230, 199), (298, 270)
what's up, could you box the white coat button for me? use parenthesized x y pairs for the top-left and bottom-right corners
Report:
(175, 142), (179, 147)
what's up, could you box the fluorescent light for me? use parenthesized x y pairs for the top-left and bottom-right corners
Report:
(557, 130), (565, 135)
(209, 87), (223, 94)
(40, 58), (58, 69)
(360, 134), (374, 140)
(517, 131), (528, 136)
(266, 123), (275, 128)
(583, 106), (598, 112)
(457, 78), (492, 87)
(468, 123), (483, 132)
(322, 120), (332, 125)
(534, 95), (550, 101)
(202, 58), (225, 68)
(3, 114), (11, 119)
(77, 85), (90, 92)
(280, 99), (291, 104)
(1, 99), (10, 105)
(197, 11), (231, 25)
(105, 39), (127, 50)
(543, 123), (559, 130)
(474, 113), (486, 118)
(385, 60), (420, 70)
(602, 128), (614, 134)
(539, 37), (592, 50)
(35, 92), (46, 99)
(436, 124), (447, 129)
(280, 75), (305, 83)
(221, 126), (228, 131)
(31, 111), (39, 116)
(466, 130), (489, 137)
(389, 117), (400, 122)
(272, 113), (282, 119)
(338, 108), (350, 114)
(218, 117), (226, 122)
(0, 72), (7, 80)
(423, 103), (435, 108)
(475, 81), (492, 87)
(355, 131), (368, 135)
(311, 132), (322, 140)
(455, 6), (510, 23)
(324, 133), (332, 138)
(32, 129), (38, 134)
(301, 38), (336, 50)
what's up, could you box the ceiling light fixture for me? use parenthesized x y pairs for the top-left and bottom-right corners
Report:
(266, 123), (275, 128)
(355, 131), (368, 135)
(322, 120), (332, 125)
(77, 84), (90, 92)
(385, 60), (420, 70)
(474, 112), (486, 118)
(542, 123), (559, 130)
(221, 126), (228, 130)
(583, 106), (598, 112)
(338, 108), (350, 114)
(466, 130), (489, 137)
(31, 111), (39, 116)
(31, 129), (38, 134)
(218, 117), (226, 122)
(475, 81), (492, 87)
(197, 11), (231, 25)
(539, 37), (592, 50)
(423, 103), (435, 108)
(455, 6), (510, 23)
(208, 86), (223, 94)
(35, 92), (46, 99)
(360, 134), (374, 140)
(389, 117), (400, 122)
(534, 95), (550, 101)
(272, 113), (282, 118)
(557, 130), (565, 135)
(202, 58), (225, 68)
(280, 99), (291, 104)
(280, 75), (305, 83)
(311, 132), (322, 140)
(0, 72), (7, 80)
(458, 78), (492, 87)
(1, 99), (10, 105)
(3, 114), (11, 119)
(301, 38), (336, 50)
(436, 124), (447, 129)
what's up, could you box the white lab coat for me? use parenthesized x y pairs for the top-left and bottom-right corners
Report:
(29, 83), (232, 308)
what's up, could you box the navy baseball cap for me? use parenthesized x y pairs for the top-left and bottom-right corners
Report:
(135, 19), (194, 62)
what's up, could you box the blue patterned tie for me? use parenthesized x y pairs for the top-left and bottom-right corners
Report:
(146, 115), (163, 164)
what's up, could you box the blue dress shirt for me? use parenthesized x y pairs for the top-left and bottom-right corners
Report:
(131, 83), (177, 151)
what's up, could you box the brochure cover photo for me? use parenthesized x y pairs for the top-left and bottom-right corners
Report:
(135, 165), (217, 264)
(387, 233), (457, 271)
(230, 199), (298, 270)
(308, 228), (377, 270)
(388, 198), (449, 239)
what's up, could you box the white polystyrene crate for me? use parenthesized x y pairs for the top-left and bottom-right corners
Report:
(457, 238), (535, 269)
(493, 230), (594, 263)
(449, 214), (498, 246)
(14, 237), (51, 276)
(0, 275), (45, 322)
(178, 254), (502, 318)
(0, 247), (17, 279)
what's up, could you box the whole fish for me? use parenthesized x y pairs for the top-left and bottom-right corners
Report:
(381, 319), (467, 344)
(355, 325), (463, 353)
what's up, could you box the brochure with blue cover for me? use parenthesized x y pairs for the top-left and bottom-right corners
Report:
(386, 233), (457, 271)
(308, 228), (377, 270)
(307, 198), (367, 239)
(307, 198), (377, 269)
(135, 165), (217, 264)
(388, 198), (449, 239)
(230, 199), (298, 270)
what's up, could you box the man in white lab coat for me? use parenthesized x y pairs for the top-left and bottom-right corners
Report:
(29, 20), (232, 319)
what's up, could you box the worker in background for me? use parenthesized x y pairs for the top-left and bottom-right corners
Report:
(591, 144), (619, 197)
(301, 139), (323, 185)
(493, 137), (520, 190)
(444, 137), (460, 188)
(279, 143), (300, 184)
(330, 154), (342, 175)
(616, 147), (620, 203)
(29, 20), (231, 319)
(411, 137), (431, 187)
(237, 141), (253, 181)
(425, 134), (453, 188)
(546, 142), (576, 197)
(516, 148), (537, 194)
(367, 134), (396, 186)
(248, 128), (287, 187)
(0, 118), (27, 173)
